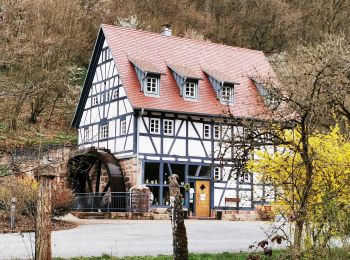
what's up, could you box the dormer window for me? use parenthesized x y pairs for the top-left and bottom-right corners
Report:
(184, 81), (197, 99)
(203, 68), (238, 104)
(129, 57), (163, 98)
(220, 86), (233, 103)
(167, 63), (202, 101)
(145, 76), (159, 96)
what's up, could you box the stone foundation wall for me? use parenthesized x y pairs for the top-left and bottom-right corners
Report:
(119, 157), (141, 190)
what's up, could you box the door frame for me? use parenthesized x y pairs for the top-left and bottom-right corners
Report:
(191, 178), (211, 217)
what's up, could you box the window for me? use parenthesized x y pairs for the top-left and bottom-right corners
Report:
(99, 124), (109, 139)
(145, 77), (159, 95)
(184, 82), (197, 99)
(83, 128), (90, 142)
(163, 119), (174, 135)
(204, 124), (211, 139)
(220, 86), (233, 103)
(150, 118), (160, 134)
(105, 91), (110, 102)
(239, 170), (251, 183)
(92, 96), (99, 106)
(214, 167), (221, 181)
(112, 89), (118, 100)
(214, 125), (221, 140)
(120, 119), (127, 135)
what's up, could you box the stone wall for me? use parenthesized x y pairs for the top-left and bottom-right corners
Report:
(119, 157), (141, 190)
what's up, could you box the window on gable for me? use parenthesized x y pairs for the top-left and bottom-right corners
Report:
(163, 119), (174, 135)
(214, 125), (221, 140)
(99, 124), (109, 139)
(184, 81), (197, 99)
(112, 89), (118, 100)
(214, 167), (221, 181)
(145, 76), (159, 96)
(220, 86), (233, 103)
(120, 119), (127, 135)
(92, 96), (99, 106)
(83, 128), (90, 143)
(204, 124), (211, 139)
(150, 118), (160, 134)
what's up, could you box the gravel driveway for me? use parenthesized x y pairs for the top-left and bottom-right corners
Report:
(0, 220), (285, 259)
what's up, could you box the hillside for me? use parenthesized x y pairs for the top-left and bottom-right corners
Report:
(1, 0), (350, 150)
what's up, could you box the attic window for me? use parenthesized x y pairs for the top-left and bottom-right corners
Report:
(220, 86), (233, 103)
(167, 63), (202, 101)
(129, 58), (163, 98)
(184, 81), (197, 99)
(145, 75), (160, 96)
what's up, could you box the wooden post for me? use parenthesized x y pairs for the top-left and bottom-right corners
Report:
(169, 174), (188, 260)
(34, 164), (57, 260)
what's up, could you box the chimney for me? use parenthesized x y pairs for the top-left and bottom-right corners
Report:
(161, 24), (172, 36)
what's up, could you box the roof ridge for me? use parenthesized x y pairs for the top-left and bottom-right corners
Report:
(101, 23), (264, 55)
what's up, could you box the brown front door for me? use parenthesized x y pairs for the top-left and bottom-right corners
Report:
(195, 180), (210, 217)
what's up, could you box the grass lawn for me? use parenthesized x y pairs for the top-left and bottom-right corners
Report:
(55, 251), (282, 260)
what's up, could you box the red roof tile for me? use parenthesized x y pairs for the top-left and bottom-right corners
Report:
(102, 24), (277, 119)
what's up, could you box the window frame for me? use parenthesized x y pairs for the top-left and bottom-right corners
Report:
(112, 89), (118, 100)
(214, 125), (221, 140)
(150, 118), (160, 134)
(144, 75), (160, 97)
(99, 124), (109, 139)
(92, 95), (99, 106)
(220, 86), (233, 103)
(203, 124), (211, 139)
(183, 81), (198, 100)
(163, 119), (174, 136)
(120, 119), (127, 136)
(83, 128), (90, 143)
(213, 167), (221, 181)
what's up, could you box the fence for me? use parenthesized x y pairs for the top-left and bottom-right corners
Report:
(11, 144), (76, 163)
(73, 192), (150, 213)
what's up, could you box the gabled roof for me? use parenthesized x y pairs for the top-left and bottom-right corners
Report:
(72, 24), (278, 127)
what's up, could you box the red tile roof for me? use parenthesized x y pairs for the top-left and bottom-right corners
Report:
(102, 24), (277, 119)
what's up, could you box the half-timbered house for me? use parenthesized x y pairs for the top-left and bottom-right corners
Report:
(72, 24), (277, 218)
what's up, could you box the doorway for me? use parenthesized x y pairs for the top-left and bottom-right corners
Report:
(195, 180), (211, 217)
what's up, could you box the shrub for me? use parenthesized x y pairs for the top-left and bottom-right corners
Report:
(0, 176), (75, 218)
(51, 186), (75, 217)
(0, 176), (38, 217)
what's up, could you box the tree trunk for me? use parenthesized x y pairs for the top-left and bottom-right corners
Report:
(34, 166), (56, 260)
(172, 195), (188, 260)
(169, 174), (188, 260)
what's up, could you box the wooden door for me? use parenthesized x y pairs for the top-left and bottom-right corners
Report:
(195, 180), (210, 217)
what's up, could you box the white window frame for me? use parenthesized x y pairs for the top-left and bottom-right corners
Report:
(240, 170), (251, 183)
(163, 119), (174, 136)
(184, 81), (197, 99)
(220, 86), (233, 103)
(112, 89), (118, 100)
(99, 124), (109, 139)
(92, 96), (99, 106)
(120, 119), (127, 135)
(145, 76), (159, 96)
(83, 128), (90, 143)
(150, 118), (160, 134)
(214, 125), (221, 140)
(214, 167), (221, 181)
(204, 124), (211, 139)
